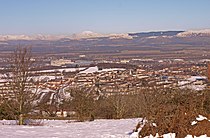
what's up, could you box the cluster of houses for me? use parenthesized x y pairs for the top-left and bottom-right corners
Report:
(0, 62), (209, 96)
(0, 60), (209, 117)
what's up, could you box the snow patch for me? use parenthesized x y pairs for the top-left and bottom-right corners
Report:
(196, 115), (208, 121)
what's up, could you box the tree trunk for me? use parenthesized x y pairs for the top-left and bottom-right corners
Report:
(19, 99), (23, 125)
(19, 114), (23, 125)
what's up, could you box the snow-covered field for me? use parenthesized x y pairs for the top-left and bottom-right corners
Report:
(1, 118), (209, 138)
(0, 118), (140, 138)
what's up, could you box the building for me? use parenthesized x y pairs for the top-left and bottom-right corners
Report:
(51, 59), (73, 66)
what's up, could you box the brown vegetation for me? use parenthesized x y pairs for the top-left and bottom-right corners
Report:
(66, 88), (95, 122)
(138, 88), (210, 137)
(208, 64), (210, 82)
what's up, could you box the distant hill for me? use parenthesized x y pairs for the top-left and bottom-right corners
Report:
(0, 29), (210, 54)
(1, 29), (210, 41)
(129, 31), (184, 37)
(177, 29), (210, 37)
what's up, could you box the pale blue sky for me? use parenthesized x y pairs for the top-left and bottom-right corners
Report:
(0, 0), (210, 35)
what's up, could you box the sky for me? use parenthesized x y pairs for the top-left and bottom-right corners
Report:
(0, 0), (210, 35)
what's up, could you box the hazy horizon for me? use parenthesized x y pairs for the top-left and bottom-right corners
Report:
(0, 0), (210, 35)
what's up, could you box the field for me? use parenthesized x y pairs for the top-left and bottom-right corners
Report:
(0, 118), (209, 138)
(0, 119), (139, 138)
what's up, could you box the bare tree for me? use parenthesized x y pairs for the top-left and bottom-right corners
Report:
(3, 47), (38, 125)
(67, 88), (95, 122)
(108, 93), (130, 119)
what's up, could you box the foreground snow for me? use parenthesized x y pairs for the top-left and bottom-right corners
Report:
(0, 119), (140, 138)
(1, 118), (209, 138)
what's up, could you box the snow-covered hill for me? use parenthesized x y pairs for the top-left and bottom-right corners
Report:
(0, 31), (133, 41)
(0, 34), (68, 41)
(71, 31), (103, 39)
(1, 29), (210, 41)
(69, 31), (133, 40)
(177, 29), (210, 37)
(109, 33), (133, 39)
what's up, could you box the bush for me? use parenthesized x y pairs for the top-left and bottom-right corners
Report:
(138, 88), (210, 137)
(68, 88), (95, 122)
(0, 100), (19, 120)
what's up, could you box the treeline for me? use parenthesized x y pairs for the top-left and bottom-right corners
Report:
(96, 63), (137, 70)
(1, 85), (209, 124)
(61, 87), (210, 122)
